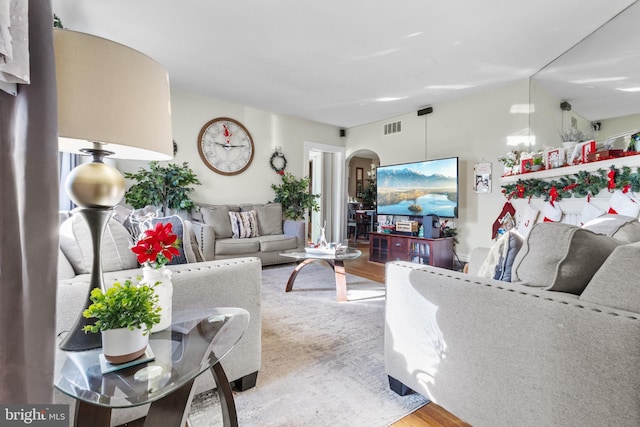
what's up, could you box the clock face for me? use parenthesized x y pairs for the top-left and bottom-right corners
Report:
(197, 117), (255, 175)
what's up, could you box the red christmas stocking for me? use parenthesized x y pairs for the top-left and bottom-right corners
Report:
(492, 202), (516, 239)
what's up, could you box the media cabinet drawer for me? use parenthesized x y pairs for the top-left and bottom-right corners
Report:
(389, 238), (409, 253)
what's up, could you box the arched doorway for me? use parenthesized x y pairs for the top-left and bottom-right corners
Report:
(346, 149), (380, 243)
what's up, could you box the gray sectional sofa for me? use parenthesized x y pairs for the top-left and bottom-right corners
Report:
(190, 202), (306, 265)
(56, 210), (263, 426)
(385, 217), (640, 427)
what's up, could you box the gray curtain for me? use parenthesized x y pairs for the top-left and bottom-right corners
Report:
(0, 2), (58, 403)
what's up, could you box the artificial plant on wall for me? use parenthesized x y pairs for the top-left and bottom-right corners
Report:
(124, 161), (201, 215)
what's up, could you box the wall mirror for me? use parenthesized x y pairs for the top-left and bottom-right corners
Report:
(529, 1), (640, 152)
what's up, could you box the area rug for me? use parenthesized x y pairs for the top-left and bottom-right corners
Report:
(187, 262), (428, 426)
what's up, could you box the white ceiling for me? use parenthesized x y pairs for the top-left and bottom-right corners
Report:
(52, 0), (637, 128)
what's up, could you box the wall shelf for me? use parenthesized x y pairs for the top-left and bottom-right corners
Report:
(498, 154), (640, 184)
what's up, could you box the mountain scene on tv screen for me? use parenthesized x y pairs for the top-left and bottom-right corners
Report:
(377, 165), (457, 216)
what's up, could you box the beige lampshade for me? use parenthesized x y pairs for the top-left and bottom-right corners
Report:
(54, 28), (173, 160)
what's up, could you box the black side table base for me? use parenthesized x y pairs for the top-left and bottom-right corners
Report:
(210, 357), (238, 427)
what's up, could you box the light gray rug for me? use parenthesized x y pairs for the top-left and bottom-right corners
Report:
(188, 262), (427, 426)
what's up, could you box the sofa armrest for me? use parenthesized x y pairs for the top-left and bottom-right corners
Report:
(190, 220), (217, 261)
(283, 219), (305, 249)
(384, 261), (640, 427)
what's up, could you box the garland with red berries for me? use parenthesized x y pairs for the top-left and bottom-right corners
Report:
(501, 165), (640, 201)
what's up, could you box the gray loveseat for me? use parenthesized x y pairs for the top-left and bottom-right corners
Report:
(56, 211), (262, 426)
(190, 202), (305, 265)
(385, 219), (640, 427)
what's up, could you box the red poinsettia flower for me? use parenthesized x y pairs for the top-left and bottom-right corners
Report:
(131, 222), (180, 268)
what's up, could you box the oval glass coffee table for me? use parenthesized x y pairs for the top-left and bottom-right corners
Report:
(54, 307), (249, 427)
(281, 247), (362, 302)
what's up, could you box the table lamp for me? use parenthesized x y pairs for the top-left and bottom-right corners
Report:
(54, 28), (173, 351)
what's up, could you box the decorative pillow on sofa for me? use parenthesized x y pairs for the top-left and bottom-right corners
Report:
(59, 214), (138, 275)
(229, 210), (259, 238)
(477, 230), (523, 282)
(582, 214), (640, 244)
(511, 222), (621, 294)
(240, 203), (283, 235)
(580, 241), (640, 312)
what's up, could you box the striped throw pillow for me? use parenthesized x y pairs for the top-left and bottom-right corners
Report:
(229, 210), (259, 238)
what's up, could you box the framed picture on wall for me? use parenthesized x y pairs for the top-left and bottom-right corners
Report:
(356, 167), (364, 197)
(473, 161), (492, 193)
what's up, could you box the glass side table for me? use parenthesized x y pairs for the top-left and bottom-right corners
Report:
(54, 307), (249, 427)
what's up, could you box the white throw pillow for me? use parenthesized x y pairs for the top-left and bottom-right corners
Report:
(477, 230), (523, 282)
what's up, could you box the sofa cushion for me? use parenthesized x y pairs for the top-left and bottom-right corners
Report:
(229, 210), (260, 238)
(580, 242), (640, 312)
(215, 238), (260, 255)
(477, 230), (523, 282)
(148, 216), (189, 265)
(511, 222), (621, 294)
(582, 214), (640, 243)
(200, 205), (238, 239)
(59, 214), (138, 274)
(258, 235), (298, 252)
(241, 203), (283, 236)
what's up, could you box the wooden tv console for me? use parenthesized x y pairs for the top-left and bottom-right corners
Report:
(368, 232), (454, 269)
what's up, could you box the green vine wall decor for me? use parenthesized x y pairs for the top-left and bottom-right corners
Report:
(501, 165), (640, 201)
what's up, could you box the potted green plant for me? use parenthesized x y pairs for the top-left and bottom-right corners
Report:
(271, 172), (320, 220)
(361, 178), (377, 208)
(82, 280), (161, 364)
(531, 156), (545, 171)
(124, 161), (201, 216)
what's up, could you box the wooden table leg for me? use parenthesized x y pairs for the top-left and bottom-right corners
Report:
(210, 358), (238, 427)
(75, 401), (111, 427)
(144, 378), (196, 426)
(333, 260), (347, 302)
(285, 259), (348, 302)
(285, 259), (317, 292)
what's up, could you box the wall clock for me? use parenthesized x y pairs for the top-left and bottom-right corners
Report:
(197, 117), (255, 175)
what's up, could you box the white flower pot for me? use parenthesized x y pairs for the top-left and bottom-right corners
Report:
(141, 266), (173, 333)
(102, 327), (148, 364)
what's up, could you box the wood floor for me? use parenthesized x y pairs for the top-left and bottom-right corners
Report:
(344, 240), (471, 427)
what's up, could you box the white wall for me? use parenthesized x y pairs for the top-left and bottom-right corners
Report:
(345, 80), (531, 259)
(118, 88), (343, 205)
(598, 113), (640, 148)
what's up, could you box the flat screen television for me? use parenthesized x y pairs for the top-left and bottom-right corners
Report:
(376, 157), (459, 218)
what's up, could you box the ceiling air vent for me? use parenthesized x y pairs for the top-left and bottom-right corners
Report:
(383, 120), (402, 136)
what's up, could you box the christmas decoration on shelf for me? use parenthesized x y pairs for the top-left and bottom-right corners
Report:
(501, 165), (640, 201)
